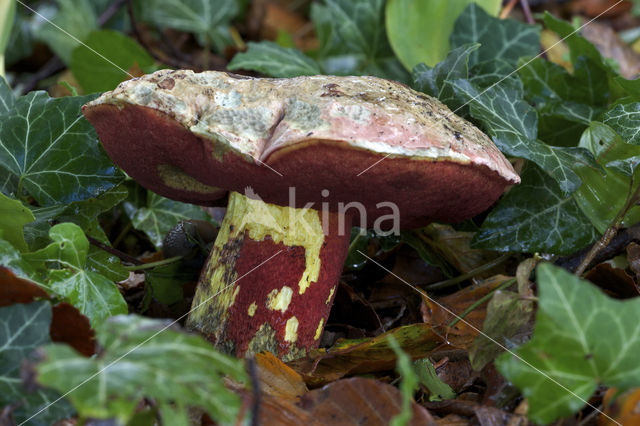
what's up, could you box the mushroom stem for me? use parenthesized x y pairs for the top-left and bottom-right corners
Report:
(186, 191), (352, 361)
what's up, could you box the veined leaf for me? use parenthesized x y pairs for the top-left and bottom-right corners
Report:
(0, 192), (34, 252)
(0, 302), (73, 425)
(452, 78), (597, 194)
(228, 41), (321, 78)
(36, 315), (247, 425)
(473, 163), (598, 254)
(23, 223), (127, 327)
(603, 102), (640, 145)
(0, 75), (14, 115)
(497, 263), (640, 424)
(450, 3), (540, 69)
(0, 91), (123, 205)
(412, 43), (479, 111)
(124, 191), (213, 249)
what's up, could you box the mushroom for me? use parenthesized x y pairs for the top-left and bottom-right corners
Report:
(82, 69), (519, 361)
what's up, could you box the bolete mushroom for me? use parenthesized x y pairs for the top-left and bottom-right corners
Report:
(82, 69), (519, 361)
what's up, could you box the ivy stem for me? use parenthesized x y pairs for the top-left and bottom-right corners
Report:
(425, 253), (512, 291)
(575, 178), (640, 276)
(86, 235), (143, 265)
(125, 256), (182, 271)
(447, 278), (516, 328)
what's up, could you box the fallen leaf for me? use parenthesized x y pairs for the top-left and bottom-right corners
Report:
(581, 20), (640, 78)
(585, 262), (639, 298)
(288, 323), (444, 387)
(255, 352), (308, 400)
(601, 388), (640, 426)
(50, 303), (96, 357)
(0, 266), (49, 306)
(299, 377), (437, 425)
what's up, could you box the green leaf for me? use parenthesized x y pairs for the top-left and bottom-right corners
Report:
(138, 0), (240, 52)
(452, 78), (597, 194)
(310, 0), (409, 82)
(603, 102), (640, 145)
(0, 76), (14, 115)
(125, 191), (213, 249)
(70, 30), (155, 94)
(497, 263), (640, 424)
(24, 223), (128, 327)
(0, 302), (74, 425)
(543, 12), (606, 69)
(0, 91), (123, 205)
(412, 43), (479, 111)
(469, 290), (533, 371)
(473, 163), (598, 254)
(34, 0), (97, 64)
(0, 0), (15, 61)
(388, 335), (417, 426)
(413, 358), (456, 401)
(450, 3), (540, 68)
(386, 0), (499, 69)
(0, 192), (34, 252)
(228, 41), (321, 77)
(573, 122), (640, 233)
(37, 315), (247, 425)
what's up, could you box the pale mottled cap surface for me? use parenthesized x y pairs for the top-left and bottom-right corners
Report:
(83, 69), (519, 227)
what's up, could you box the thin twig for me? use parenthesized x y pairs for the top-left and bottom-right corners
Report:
(520, 0), (535, 25)
(97, 0), (128, 27)
(21, 57), (64, 94)
(425, 253), (512, 291)
(500, 0), (519, 19)
(86, 235), (143, 265)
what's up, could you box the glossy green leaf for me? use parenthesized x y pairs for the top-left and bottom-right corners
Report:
(124, 191), (212, 249)
(452, 78), (597, 194)
(0, 76), (14, 115)
(469, 290), (533, 371)
(0, 192), (34, 252)
(37, 315), (247, 425)
(386, 0), (500, 70)
(473, 163), (598, 254)
(413, 358), (456, 401)
(497, 263), (640, 424)
(34, 0), (97, 64)
(603, 102), (640, 144)
(450, 3), (540, 69)
(228, 41), (321, 77)
(0, 302), (73, 425)
(0, 91), (123, 205)
(70, 30), (155, 94)
(311, 0), (409, 82)
(24, 223), (127, 327)
(137, 0), (240, 52)
(412, 43), (479, 111)
(573, 122), (640, 233)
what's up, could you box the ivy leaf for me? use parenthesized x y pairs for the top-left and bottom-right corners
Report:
(0, 76), (14, 115)
(543, 12), (606, 69)
(137, 0), (240, 52)
(573, 122), (640, 233)
(70, 30), (156, 94)
(0, 302), (74, 425)
(473, 163), (598, 254)
(412, 43), (479, 111)
(450, 3), (540, 69)
(0, 91), (123, 205)
(603, 102), (640, 145)
(452, 78), (597, 194)
(497, 263), (640, 424)
(0, 192), (34, 252)
(34, 0), (97, 64)
(228, 41), (321, 77)
(124, 191), (213, 249)
(36, 315), (247, 425)
(24, 223), (127, 327)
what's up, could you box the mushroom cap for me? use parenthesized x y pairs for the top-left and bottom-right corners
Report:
(83, 69), (519, 228)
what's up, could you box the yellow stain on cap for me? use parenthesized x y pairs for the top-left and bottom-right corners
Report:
(248, 302), (257, 316)
(284, 316), (299, 343)
(266, 286), (293, 312)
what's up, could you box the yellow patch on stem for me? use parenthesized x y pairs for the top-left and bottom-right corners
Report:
(314, 318), (324, 340)
(248, 302), (257, 316)
(326, 286), (336, 305)
(266, 286), (293, 312)
(218, 192), (325, 295)
(284, 316), (299, 343)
